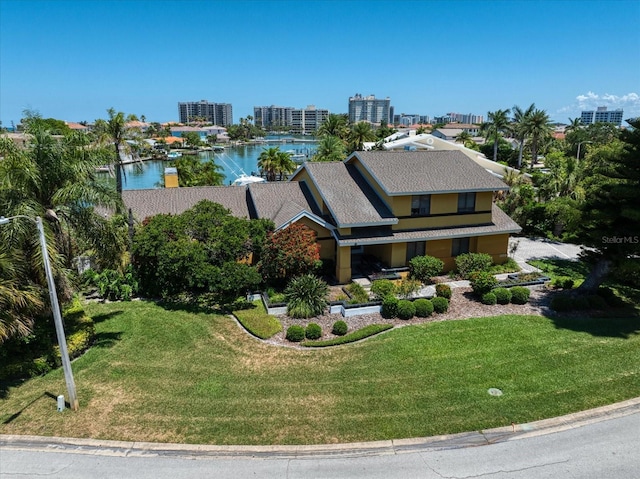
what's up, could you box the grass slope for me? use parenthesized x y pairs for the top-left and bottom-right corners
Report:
(1, 300), (639, 445)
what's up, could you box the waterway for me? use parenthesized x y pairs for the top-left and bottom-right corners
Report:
(98, 137), (318, 190)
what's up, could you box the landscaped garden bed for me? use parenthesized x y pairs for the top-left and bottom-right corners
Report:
(498, 272), (551, 287)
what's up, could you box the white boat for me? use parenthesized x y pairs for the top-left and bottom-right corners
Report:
(167, 152), (181, 159)
(232, 174), (266, 186)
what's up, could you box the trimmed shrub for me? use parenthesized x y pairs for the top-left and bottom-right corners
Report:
(397, 300), (416, 320)
(552, 276), (574, 289)
(435, 283), (452, 299)
(469, 271), (498, 297)
(510, 286), (531, 304)
(302, 324), (393, 347)
(305, 323), (322, 340)
(381, 295), (399, 319)
(587, 294), (608, 310)
(370, 279), (396, 300)
(409, 255), (444, 283)
(285, 274), (328, 318)
(493, 287), (512, 305)
(414, 298), (434, 317)
(346, 282), (370, 304)
(431, 296), (449, 313)
(332, 320), (348, 336)
(285, 325), (305, 342)
(455, 253), (493, 279)
(597, 287), (625, 307)
(482, 292), (497, 305)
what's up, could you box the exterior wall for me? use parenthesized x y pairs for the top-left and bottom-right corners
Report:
(475, 191), (493, 212)
(431, 193), (458, 214)
(396, 212), (492, 231)
(426, 239), (455, 271)
(164, 173), (179, 188)
(390, 243), (406, 267)
(292, 216), (335, 261)
(336, 245), (351, 283)
(476, 233), (510, 264)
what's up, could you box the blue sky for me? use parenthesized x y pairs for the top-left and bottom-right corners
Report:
(1, 0), (639, 126)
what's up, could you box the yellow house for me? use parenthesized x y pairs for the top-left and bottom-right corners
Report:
(122, 150), (521, 284)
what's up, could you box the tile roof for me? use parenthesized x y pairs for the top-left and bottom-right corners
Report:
(123, 186), (250, 222)
(350, 150), (508, 195)
(247, 182), (325, 229)
(301, 162), (397, 228)
(336, 205), (522, 246)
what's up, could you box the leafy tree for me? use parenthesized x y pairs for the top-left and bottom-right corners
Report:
(376, 120), (396, 140)
(576, 120), (640, 291)
(455, 130), (473, 147)
(481, 109), (511, 162)
(182, 131), (202, 148)
(258, 223), (320, 284)
(172, 155), (224, 186)
(312, 135), (346, 162)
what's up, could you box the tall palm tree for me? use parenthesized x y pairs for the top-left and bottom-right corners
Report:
(312, 135), (346, 162)
(524, 109), (553, 165)
(93, 108), (135, 195)
(258, 147), (280, 181)
(481, 109), (511, 162)
(275, 150), (297, 180)
(455, 130), (473, 147)
(511, 103), (535, 168)
(348, 121), (376, 153)
(318, 114), (349, 140)
(565, 117), (582, 133)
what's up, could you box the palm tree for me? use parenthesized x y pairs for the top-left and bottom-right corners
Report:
(312, 135), (346, 162)
(258, 147), (280, 181)
(318, 114), (349, 140)
(348, 121), (376, 153)
(93, 108), (135, 195)
(481, 109), (511, 162)
(511, 103), (536, 168)
(275, 150), (297, 180)
(565, 117), (582, 133)
(455, 130), (473, 147)
(524, 109), (553, 165)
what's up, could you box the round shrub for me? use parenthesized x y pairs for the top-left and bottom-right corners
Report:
(510, 286), (530, 304)
(414, 298), (434, 317)
(397, 299), (416, 320)
(587, 294), (608, 310)
(455, 252), (493, 279)
(493, 287), (512, 305)
(381, 295), (399, 319)
(431, 296), (449, 313)
(469, 271), (498, 297)
(481, 292), (497, 305)
(552, 276), (574, 289)
(285, 325), (305, 342)
(332, 320), (348, 336)
(370, 279), (396, 300)
(305, 322), (322, 340)
(435, 283), (452, 299)
(409, 255), (444, 283)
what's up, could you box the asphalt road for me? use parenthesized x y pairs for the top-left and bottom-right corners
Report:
(509, 236), (584, 262)
(2, 400), (639, 479)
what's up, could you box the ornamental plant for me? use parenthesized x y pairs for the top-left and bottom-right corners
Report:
(305, 323), (322, 340)
(482, 292), (497, 305)
(409, 255), (444, 283)
(285, 325), (305, 342)
(510, 286), (531, 304)
(381, 295), (399, 319)
(431, 296), (449, 313)
(493, 287), (512, 305)
(435, 283), (452, 299)
(370, 279), (396, 300)
(396, 300), (416, 320)
(414, 298), (434, 317)
(284, 274), (328, 318)
(469, 271), (498, 297)
(332, 320), (348, 336)
(455, 252), (493, 279)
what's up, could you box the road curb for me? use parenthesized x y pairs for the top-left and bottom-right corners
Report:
(2, 397), (639, 459)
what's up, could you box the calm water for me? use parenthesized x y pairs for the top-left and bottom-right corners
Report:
(99, 137), (318, 190)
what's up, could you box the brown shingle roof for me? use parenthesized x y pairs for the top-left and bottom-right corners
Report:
(301, 162), (397, 228)
(247, 182), (324, 229)
(123, 186), (250, 222)
(336, 205), (521, 246)
(350, 150), (508, 195)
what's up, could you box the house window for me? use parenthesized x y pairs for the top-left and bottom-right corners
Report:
(457, 192), (476, 213)
(411, 195), (431, 216)
(451, 237), (470, 256)
(406, 241), (426, 262)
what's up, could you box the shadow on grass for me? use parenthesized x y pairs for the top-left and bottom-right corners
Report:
(528, 258), (590, 278)
(92, 331), (123, 349)
(550, 314), (640, 339)
(90, 310), (124, 324)
(0, 377), (26, 400)
(1, 391), (59, 424)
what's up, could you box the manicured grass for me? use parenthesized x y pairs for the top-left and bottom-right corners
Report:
(529, 258), (589, 283)
(233, 300), (282, 339)
(302, 324), (393, 347)
(1, 300), (639, 445)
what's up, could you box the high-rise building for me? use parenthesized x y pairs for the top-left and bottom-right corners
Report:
(254, 105), (329, 134)
(447, 112), (484, 124)
(253, 105), (294, 129)
(348, 94), (392, 124)
(178, 100), (233, 126)
(580, 107), (623, 126)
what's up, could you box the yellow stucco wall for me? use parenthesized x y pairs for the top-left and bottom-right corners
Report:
(336, 245), (351, 283)
(477, 233), (510, 264)
(431, 193), (458, 214)
(396, 212), (492, 230)
(164, 173), (179, 188)
(475, 191), (493, 212)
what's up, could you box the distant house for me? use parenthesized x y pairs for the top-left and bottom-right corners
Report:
(432, 128), (463, 141)
(123, 150), (521, 283)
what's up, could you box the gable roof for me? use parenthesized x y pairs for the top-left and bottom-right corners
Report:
(122, 186), (250, 222)
(348, 150), (508, 195)
(299, 162), (397, 228)
(247, 182), (328, 229)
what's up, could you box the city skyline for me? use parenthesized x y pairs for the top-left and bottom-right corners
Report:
(1, 0), (639, 126)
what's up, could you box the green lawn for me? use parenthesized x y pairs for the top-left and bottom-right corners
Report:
(1, 300), (639, 445)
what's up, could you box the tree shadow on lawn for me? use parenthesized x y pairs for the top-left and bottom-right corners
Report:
(549, 313), (640, 339)
(89, 309), (124, 324)
(92, 331), (123, 349)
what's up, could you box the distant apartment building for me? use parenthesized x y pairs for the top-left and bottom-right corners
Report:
(254, 104), (329, 134)
(394, 113), (422, 126)
(178, 100), (233, 127)
(348, 94), (393, 124)
(253, 105), (294, 128)
(448, 112), (484, 124)
(580, 106), (623, 126)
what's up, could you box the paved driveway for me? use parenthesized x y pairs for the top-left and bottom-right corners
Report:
(509, 236), (584, 263)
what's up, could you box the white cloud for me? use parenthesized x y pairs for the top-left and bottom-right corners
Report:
(557, 91), (640, 121)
